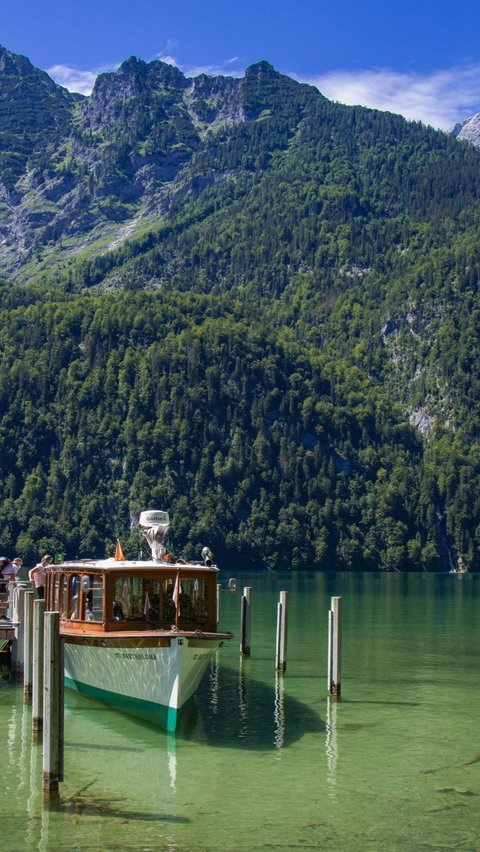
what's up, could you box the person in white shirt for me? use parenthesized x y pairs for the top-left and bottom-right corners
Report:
(29, 554), (52, 600)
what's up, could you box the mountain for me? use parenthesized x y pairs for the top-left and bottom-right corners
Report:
(451, 113), (480, 147)
(1, 46), (480, 571)
(0, 48), (319, 279)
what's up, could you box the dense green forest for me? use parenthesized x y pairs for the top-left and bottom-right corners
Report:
(0, 286), (433, 570)
(1, 48), (480, 570)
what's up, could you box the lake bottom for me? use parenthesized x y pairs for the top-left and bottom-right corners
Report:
(1, 571), (480, 850)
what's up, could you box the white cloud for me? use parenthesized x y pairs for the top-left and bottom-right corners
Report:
(182, 61), (244, 79)
(154, 49), (244, 79)
(299, 66), (480, 130)
(46, 63), (118, 95)
(153, 52), (178, 68)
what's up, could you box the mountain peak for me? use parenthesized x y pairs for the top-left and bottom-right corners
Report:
(245, 60), (277, 78)
(451, 112), (480, 147)
(118, 55), (147, 73)
(93, 54), (187, 97)
(0, 44), (37, 77)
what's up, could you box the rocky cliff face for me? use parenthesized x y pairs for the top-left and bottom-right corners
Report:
(0, 47), (316, 278)
(0, 46), (78, 188)
(451, 113), (480, 147)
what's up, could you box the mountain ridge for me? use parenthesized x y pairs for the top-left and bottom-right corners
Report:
(0, 48), (321, 278)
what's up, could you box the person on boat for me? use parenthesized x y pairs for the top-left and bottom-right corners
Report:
(0, 557), (21, 618)
(0, 557), (10, 617)
(29, 554), (53, 599)
(2, 557), (22, 584)
(0, 556), (21, 580)
(85, 590), (95, 621)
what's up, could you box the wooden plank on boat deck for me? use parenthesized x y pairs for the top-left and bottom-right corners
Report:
(60, 626), (231, 639)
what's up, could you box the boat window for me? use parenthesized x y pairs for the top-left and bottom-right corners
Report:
(50, 572), (61, 612)
(69, 575), (80, 619)
(58, 574), (67, 618)
(80, 574), (103, 622)
(111, 575), (212, 625)
(177, 578), (210, 626)
(113, 577), (161, 621)
(161, 577), (210, 625)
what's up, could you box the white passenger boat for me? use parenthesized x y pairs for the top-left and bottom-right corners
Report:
(45, 510), (232, 731)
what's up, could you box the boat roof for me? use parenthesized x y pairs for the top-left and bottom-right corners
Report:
(50, 558), (220, 574)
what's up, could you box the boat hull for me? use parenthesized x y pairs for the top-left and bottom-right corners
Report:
(63, 634), (222, 731)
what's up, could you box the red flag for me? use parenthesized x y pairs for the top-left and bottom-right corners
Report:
(114, 540), (125, 561)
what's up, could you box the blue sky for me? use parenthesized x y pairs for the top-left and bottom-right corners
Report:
(4, 0), (480, 129)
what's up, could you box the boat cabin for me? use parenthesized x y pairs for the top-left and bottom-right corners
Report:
(45, 562), (219, 634)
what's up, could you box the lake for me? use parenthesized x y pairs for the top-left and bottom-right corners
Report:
(1, 571), (480, 850)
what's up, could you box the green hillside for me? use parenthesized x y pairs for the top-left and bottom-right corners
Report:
(0, 285), (429, 570)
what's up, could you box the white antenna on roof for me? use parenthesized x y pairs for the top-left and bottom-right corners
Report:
(139, 510), (170, 561)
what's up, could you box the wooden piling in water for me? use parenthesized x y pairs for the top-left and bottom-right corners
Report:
(32, 599), (45, 734)
(13, 585), (26, 675)
(43, 612), (64, 792)
(216, 583), (221, 625)
(327, 596), (342, 697)
(240, 586), (251, 656)
(275, 591), (288, 673)
(23, 590), (34, 700)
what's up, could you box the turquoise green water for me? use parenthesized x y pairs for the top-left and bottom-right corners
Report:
(1, 572), (480, 850)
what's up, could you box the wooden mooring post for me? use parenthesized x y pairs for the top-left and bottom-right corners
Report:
(216, 583), (221, 625)
(12, 584), (27, 675)
(32, 599), (45, 734)
(23, 590), (35, 700)
(7, 579), (16, 621)
(275, 591), (288, 673)
(43, 611), (64, 793)
(240, 586), (251, 656)
(327, 596), (342, 698)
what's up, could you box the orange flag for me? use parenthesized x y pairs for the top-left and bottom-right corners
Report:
(114, 540), (125, 561)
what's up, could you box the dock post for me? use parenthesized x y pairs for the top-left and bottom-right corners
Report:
(275, 591), (288, 673)
(216, 583), (221, 625)
(13, 585), (27, 676)
(7, 579), (15, 620)
(43, 612), (64, 792)
(32, 599), (45, 734)
(240, 586), (251, 656)
(327, 596), (342, 698)
(23, 590), (34, 700)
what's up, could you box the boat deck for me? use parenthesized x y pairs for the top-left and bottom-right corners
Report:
(60, 625), (233, 640)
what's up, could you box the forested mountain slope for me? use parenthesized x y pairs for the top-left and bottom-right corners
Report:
(1, 46), (480, 570)
(0, 286), (428, 570)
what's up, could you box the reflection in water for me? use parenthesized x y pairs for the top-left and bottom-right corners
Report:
(167, 734), (177, 792)
(238, 655), (247, 738)
(273, 674), (285, 750)
(177, 660), (323, 749)
(325, 696), (338, 799)
(26, 705), (43, 850)
(39, 801), (51, 852)
(208, 650), (220, 718)
(6, 702), (18, 766)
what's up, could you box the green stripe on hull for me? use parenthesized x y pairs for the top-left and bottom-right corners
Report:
(65, 676), (177, 731)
